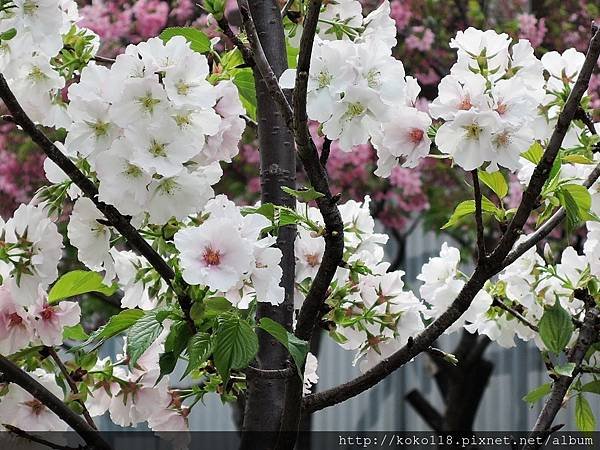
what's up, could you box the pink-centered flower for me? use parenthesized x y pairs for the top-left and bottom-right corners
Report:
(0, 285), (34, 354)
(29, 290), (81, 346)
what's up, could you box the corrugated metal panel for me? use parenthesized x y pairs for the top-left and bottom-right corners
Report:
(98, 223), (599, 432)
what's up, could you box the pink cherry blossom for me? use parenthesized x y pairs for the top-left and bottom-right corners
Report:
(0, 285), (34, 354)
(30, 290), (81, 346)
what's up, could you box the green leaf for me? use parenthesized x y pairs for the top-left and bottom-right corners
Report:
(0, 28), (17, 41)
(156, 321), (190, 381)
(62, 324), (89, 341)
(557, 184), (593, 229)
(522, 382), (552, 403)
(281, 186), (325, 202)
(441, 200), (475, 229)
(553, 362), (576, 377)
(562, 154), (594, 165)
(286, 40), (299, 69)
(204, 297), (233, 318)
(158, 352), (178, 381)
(258, 317), (309, 375)
(522, 141), (543, 164)
(74, 309), (144, 349)
(581, 380), (600, 395)
(213, 315), (258, 382)
(441, 197), (497, 229)
(232, 68), (257, 120)
(126, 311), (163, 368)
(159, 27), (211, 53)
(575, 395), (596, 432)
(538, 301), (574, 354)
(478, 170), (508, 199)
(182, 332), (212, 380)
(221, 49), (244, 71)
(48, 270), (117, 303)
(204, 0), (226, 19)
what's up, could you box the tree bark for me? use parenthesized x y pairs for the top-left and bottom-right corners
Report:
(240, 1), (296, 449)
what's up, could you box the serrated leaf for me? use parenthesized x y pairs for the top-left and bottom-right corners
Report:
(126, 311), (163, 368)
(159, 27), (211, 53)
(73, 309), (144, 349)
(478, 170), (508, 198)
(213, 316), (258, 382)
(522, 141), (544, 164)
(258, 317), (309, 376)
(538, 301), (574, 354)
(522, 382), (552, 403)
(232, 68), (257, 120)
(48, 270), (117, 303)
(281, 186), (325, 202)
(181, 332), (212, 380)
(558, 184), (592, 230)
(575, 395), (596, 432)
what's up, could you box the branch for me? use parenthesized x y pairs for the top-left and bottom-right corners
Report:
(280, 0), (295, 18)
(490, 23), (600, 264)
(0, 354), (111, 450)
(216, 17), (254, 67)
(47, 347), (97, 430)
(3, 424), (78, 450)
(0, 74), (196, 332)
(236, 0), (293, 129)
(405, 390), (444, 432)
(91, 55), (115, 65)
(290, 0), (344, 344)
(502, 159), (600, 269)
(302, 25), (600, 414)
(471, 170), (487, 261)
(523, 298), (599, 449)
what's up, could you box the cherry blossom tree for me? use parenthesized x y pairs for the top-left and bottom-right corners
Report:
(0, 1), (599, 450)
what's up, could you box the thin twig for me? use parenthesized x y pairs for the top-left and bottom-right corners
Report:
(236, 0), (294, 129)
(240, 114), (257, 129)
(280, 0), (295, 18)
(47, 347), (97, 430)
(492, 298), (539, 332)
(472, 170), (487, 262)
(92, 55), (116, 65)
(3, 424), (80, 450)
(502, 160), (600, 269)
(216, 17), (254, 67)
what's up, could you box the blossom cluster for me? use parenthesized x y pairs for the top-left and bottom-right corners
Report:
(472, 219), (600, 349)
(174, 195), (285, 306)
(84, 327), (189, 434)
(292, 196), (425, 372)
(0, 203), (80, 353)
(0, 0), (97, 128)
(281, 1), (432, 177)
(52, 36), (244, 226)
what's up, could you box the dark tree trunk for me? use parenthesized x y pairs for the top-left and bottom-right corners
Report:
(406, 331), (493, 433)
(240, 1), (296, 449)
